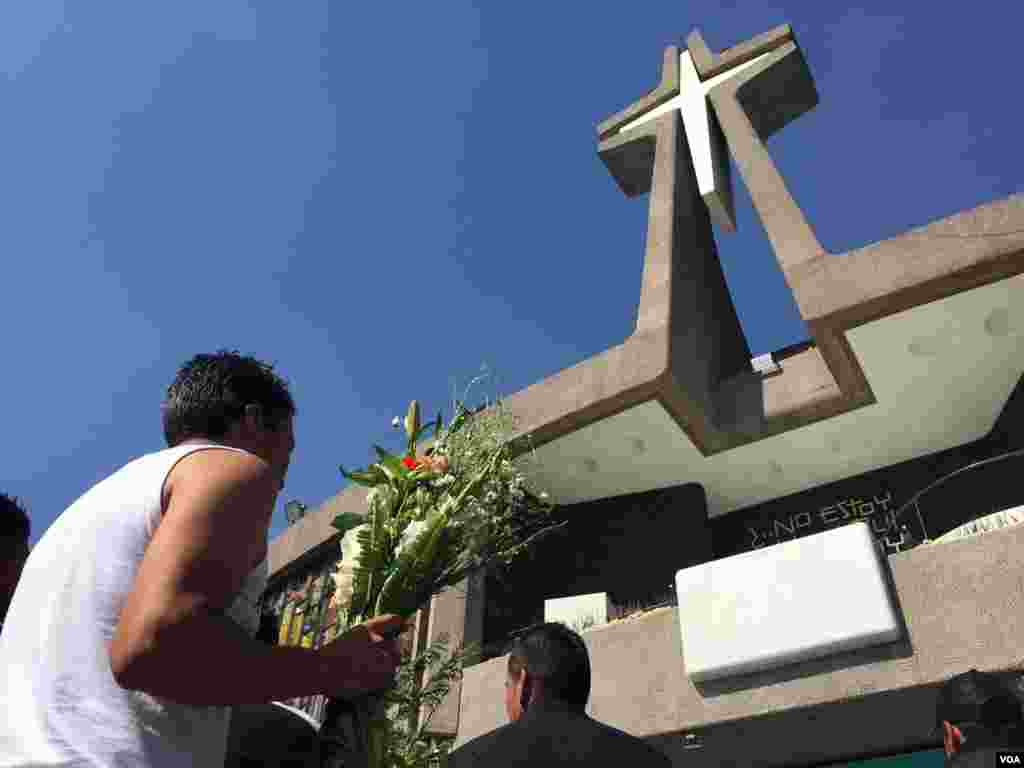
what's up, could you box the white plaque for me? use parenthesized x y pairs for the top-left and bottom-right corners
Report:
(675, 522), (901, 682)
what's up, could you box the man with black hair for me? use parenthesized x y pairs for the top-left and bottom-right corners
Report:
(0, 493), (31, 631)
(0, 350), (406, 767)
(449, 622), (672, 767)
(937, 668), (1024, 765)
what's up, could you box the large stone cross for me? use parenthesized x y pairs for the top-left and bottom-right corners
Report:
(598, 24), (824, 274)
(615, 44), (780, 233)
(594, 24), (873, 451)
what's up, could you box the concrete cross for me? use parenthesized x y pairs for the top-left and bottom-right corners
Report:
(616, 47), (778, 233)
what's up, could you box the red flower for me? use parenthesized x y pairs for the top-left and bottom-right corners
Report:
(402, 456), (420, 470)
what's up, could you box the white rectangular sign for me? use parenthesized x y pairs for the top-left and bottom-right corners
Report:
(545, 592), (610, 633)
(675, 521), (901, 682)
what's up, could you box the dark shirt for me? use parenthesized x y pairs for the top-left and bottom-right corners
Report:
(949, 727), (1024, 768)
(448, 699), (672, 768)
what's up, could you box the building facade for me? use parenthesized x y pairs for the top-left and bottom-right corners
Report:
(260, 21), (1024, 766)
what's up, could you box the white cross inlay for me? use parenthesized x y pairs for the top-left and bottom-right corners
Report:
(618, 49), (775, 233)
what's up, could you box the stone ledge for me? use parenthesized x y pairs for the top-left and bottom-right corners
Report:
(455, 522), (1024, 766)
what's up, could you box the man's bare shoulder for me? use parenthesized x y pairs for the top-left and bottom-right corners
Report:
(166, 446), (272, 497)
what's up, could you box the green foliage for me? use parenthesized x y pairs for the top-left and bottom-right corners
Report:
(382, 636), (479, 768)
(348, 505), (393, 625)
(373, 445), (407, 482)
(375, 512), (448, 618)
(331, 512), (364, 536)
(340, 464), (388, 487)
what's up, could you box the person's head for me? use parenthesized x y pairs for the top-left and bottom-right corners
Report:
(163, 351), (296, 487)
(1, 493), (31, 619)
(505, 623), (591, 722)
(936, 669), (1024, 758)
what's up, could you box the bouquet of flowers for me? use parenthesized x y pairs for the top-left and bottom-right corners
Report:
(321, 393), (563, 767)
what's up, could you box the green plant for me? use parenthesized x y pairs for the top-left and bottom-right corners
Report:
(324, 378), (565, 768)
(383, 636), (479, 768)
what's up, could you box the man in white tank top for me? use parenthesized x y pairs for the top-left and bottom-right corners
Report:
(0, 350), (406, 767)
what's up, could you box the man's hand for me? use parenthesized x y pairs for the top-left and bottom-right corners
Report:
(318, 614), (408, 699)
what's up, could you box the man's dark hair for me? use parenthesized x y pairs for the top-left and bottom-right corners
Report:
(937, 669), (1024, 736)
(1, 494), (31, 556)
(163, 350), (295, 447)
(507, 622), (591, 713)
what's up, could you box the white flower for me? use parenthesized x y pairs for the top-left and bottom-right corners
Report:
(539, 492), (549, 500)
(391, 416), (402, 429)
(340, 523), (367, 565)
(396, 519), (431, 559)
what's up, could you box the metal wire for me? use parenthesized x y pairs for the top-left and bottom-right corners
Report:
(892, 447), (1024, 546)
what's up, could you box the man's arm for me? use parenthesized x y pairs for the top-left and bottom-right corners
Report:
(109, 449), (333, 706)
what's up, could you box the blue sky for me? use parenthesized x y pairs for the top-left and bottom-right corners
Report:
(3, 1), (1021, 545)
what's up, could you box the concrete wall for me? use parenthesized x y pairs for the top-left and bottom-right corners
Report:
(455, 521), (1024, 766)
(418, 570), (486, 736)
(711, 421), (1023, 559)
(268, 484), (366, 578)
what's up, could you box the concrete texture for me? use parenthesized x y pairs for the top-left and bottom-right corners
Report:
(687, 25), (793, 80)
(267, 483), (366, 577)
(417, 570), (486, 736)
(454, 521), (1024, 766)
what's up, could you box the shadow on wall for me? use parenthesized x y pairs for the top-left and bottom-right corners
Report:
(482, 483), (711, 659)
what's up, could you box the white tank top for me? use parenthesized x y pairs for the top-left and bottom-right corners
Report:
(0, 444), (269, 767)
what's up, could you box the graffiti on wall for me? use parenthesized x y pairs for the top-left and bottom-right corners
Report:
(741, 490), (910, 554)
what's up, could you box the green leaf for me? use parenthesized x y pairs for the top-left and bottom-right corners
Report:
(373, 445), (407, 477)
(375, 510), (448, 617)
(331, 511), (364, 535)
(364, 501), (391, 620)
(347, 509), (392, 624)
(340, 465), (384, 488)
(447, 403), (469, 435)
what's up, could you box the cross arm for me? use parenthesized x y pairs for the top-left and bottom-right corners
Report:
(687, 24), (793, 80)
(597, 119), (660, 198)
(596, 46), (681, 140)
